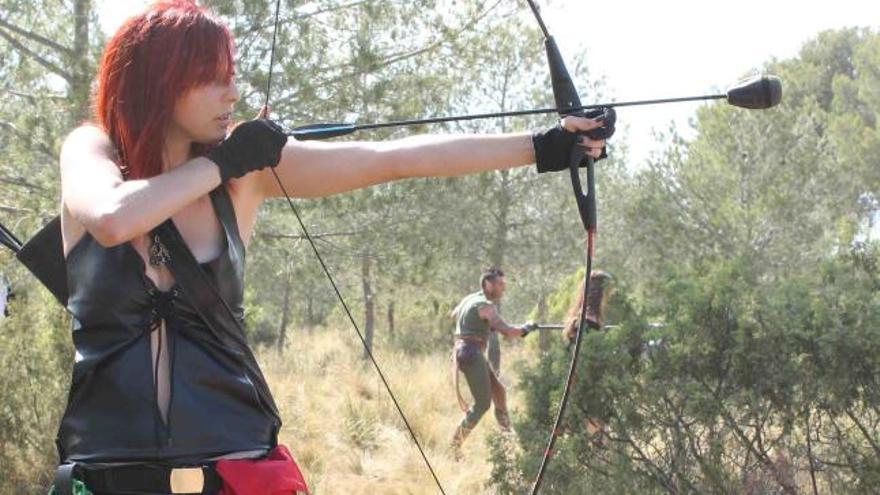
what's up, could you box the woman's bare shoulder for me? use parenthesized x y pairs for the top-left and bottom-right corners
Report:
(59, 124), (122, 183)
(62, 124), (113, 153)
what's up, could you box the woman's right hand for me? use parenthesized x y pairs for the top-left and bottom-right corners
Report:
(208, 119), (288, 182)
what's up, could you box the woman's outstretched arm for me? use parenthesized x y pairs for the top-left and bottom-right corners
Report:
(257, 115), (606, 199)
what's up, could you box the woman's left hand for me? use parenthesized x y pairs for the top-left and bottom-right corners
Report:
(532, 106), (616, 173)
(561, 115), (608, 159)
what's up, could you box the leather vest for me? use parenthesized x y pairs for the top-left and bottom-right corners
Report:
(57, 186), (280, 464)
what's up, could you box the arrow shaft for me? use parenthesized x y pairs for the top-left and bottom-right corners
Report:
(289, 94), (726, 139)
(534, 324), (564, 330)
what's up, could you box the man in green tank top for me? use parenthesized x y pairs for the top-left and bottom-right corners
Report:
(450, 267), (531, 451)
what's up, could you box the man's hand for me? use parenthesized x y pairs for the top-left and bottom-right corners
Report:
(521, 321), (538, 337)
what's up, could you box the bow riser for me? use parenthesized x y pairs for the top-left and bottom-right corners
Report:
(544, 37), (583, 111)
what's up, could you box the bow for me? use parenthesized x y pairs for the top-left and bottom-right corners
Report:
(521, 2), (599, 492)
(517, 4), (779, 492)
(520, 2), (766, 491)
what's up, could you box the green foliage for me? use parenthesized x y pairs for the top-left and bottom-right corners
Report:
(493, 28), (880, 494)
(1, 0), (878, 492)
(0, 277), (71, 493)
(497, 246), (879, 493)
(0, 1), (98, 488)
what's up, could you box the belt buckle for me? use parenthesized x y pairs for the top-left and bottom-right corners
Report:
(170, 467), (204, 494)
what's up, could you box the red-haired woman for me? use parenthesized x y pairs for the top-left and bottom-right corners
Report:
(55, 1), (611, 493)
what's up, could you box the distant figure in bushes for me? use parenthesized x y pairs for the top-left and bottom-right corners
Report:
(562, 270), (612, 343)
(562, 270), (613, 444)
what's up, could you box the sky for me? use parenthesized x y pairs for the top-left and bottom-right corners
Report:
(98, 0), (880, 167)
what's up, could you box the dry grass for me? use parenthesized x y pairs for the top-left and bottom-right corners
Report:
(258, 329), (529, 495)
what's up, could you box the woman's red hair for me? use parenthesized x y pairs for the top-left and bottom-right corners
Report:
(94, 0), (234, 179)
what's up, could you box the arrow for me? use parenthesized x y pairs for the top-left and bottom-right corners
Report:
(290, 75), (782, 141)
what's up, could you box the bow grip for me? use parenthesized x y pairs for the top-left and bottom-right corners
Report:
(568, 146), (596, 233)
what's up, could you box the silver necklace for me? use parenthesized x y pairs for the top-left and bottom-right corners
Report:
(148, 232), (171, 267)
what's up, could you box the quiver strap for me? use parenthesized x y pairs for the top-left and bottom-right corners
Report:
(154, 218), (281, 429)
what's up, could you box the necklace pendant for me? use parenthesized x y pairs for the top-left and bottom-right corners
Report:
(149, 233), (171, 267)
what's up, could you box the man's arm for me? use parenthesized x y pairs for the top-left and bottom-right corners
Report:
(479, 304), (525, 338)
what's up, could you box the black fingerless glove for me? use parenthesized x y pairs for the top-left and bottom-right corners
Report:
(208, 119), (288, 182)
(532, 107), (616, 174)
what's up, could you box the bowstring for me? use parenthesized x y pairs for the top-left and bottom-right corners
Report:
(260, 2), (447, 493)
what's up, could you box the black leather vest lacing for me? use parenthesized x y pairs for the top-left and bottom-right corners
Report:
(58, 186), (279, 464)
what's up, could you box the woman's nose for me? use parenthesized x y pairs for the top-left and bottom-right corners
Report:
(227, 82), (240, 103)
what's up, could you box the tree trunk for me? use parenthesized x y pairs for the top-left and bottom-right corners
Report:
(70, 0), (91, 123)
(306, 295), (315, 334)
(387, 301), (395, 339)
(361, 255), (374, 359)
(537, 293), (549, 352)
(486, 170), (511, 373)
(276, 274), (292, 352)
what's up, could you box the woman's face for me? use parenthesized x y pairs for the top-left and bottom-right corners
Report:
(169, 77), (240, 144)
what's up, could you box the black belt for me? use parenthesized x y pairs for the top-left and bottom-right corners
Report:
(56, 463), (223, 495)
